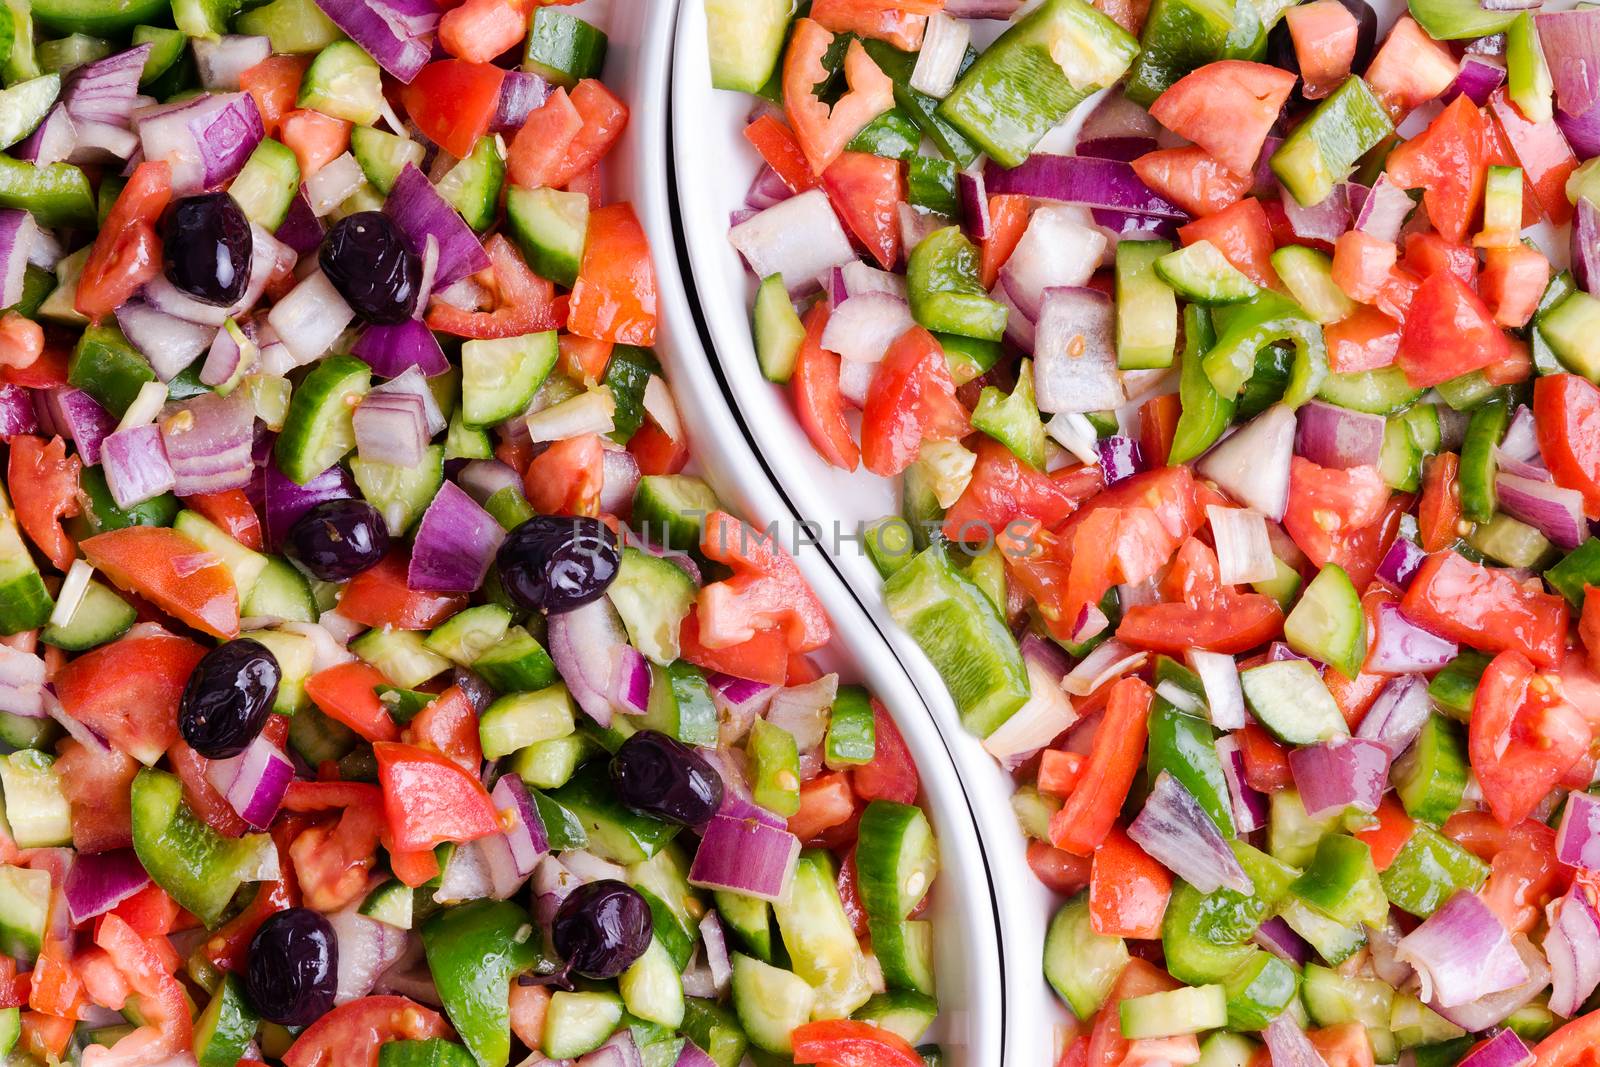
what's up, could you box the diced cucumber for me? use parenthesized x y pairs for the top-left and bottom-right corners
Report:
(730, 954), (814, 1055)
(478, 685), (576, 760)
(378, 1039), (476, 1067)
(0, 510), (51, 634)
(241, 556), (317, 624)
(543, 990), (624, 1059)
(524, 7), (607, 87)
(1125, 0), (1234, 105)
(40, 577), (134, 650)
(1240, 660), (1347, 744)
(715, 890), (773, 963)
(175, 509), (269, 602)
(681, 999), (748, 1067)
(1282, 563), (1365, 679)
(1459, 395), (1508, 523)
(193, 974), (260, 1067)
(1539, 290), (1600, 382)
(277, 354), (370, 484)
(825, 686), (876, 769)
(1393, 715), (1469, 824)
(1271, 245), (1356, 325)
(171, 0), (233, 38)
(0, 74), (59, 151)
(425, 603), (512, 666)
(228, 138), (300, 230)
(358, 878), (414, 929)
(549, 761), (679, 863)
(638, 660), (718, 749)
(461, 331), (558, 428)
(1120, 984), (1227, 1038)
(1156, 240), (1259, 306)
(506, 185), (588, 288)
(1267, 788), (1339, 868)
(0, 750), (70, 847)
(1044, 894), (1129, 1019)
(1278, 896), (1367, 964)
(1221, 951), (1299, 1031)
(619, 937), (684, 1028)
(0, 863), (50, 963)
(233, 0), (342, 51)
(298, 40), (384, 124)
(242, 629), (314, 715)
(703, 0), (788, 93)
(1272, 77), (1393, 208)
(606, 548), (695, 665)
(854, 989), (939, 1045)
(1199, 1032), (1260, 1067)
(350, 126), (423, 196)
(472, 625), (558, 693)
(352, 444), (445, 536)
(436, 135), (504, 234)
(632, 475), (719, 552)
(1116, 239), (1178, 369)
(753, 273), (805, 383)
(349, 629), (451, 690)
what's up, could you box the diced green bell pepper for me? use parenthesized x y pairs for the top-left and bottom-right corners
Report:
(1147, 702), (1234, 836)
(421, 900), (543, 1067)
(1201, 292), (1329, 407)
(0, 154), (95, 228)
(1288, 834), (1388, 927)
(1379, 824), (1488, 918)
(1271, 77), (1393, 208)
(906, 227), (1007, 341)
(130, 768), (273, 924)
(1169, 306), (1231, 464)
(970, 359), (1046, 468)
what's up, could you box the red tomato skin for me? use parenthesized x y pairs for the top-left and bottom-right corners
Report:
(183, 489), (263, 551)
(53, 633), (207, 765)
(1281, 458), (1391, 568)
(1148, 61), (1296, 176)
(1325, 305), (1401, 373)
(1089, 827), (1171, 940)
(337, 551), (467, 630)
(1132, 146), (1251, 218)
(567, 203), (656, 346)
(1470, 651), (1592, 827)
(861, 326), (968, 477)
(1401, 552), (1568, 669)
(1489, 88), (1578, 225)
(374, 742), (503, 852)
(81, 526), (240, 639)
(821, 151), (903, 270)
(1385, 95), (1488, 243)
(1177, 198), (1281, 289)
(1397, 271), (1510, 388)
(782, 21), (895, 175)
(282, 997), (451, 1067)
(743, 114), (819, 194)
(7, 435), (80, 571)
(851, 701), (919, 804)
(54, 740), (138, 853)
(944, 441), (1101, 542)
(76, 161), (171, 323)
(1364, 16), (1457, 118)
(400, 61), (505, 159)
(1480, 245), (1551, 329)
(791, 303), (860, 471)
(1286, 1), (1360, 99)
(506, 87), (583, 190)
(1051, 677), (1153, 855)
(1535, 374), (1600, 519)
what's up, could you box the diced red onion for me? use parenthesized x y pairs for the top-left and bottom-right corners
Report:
(0, 384), (37, 437)
(1355, 174), (1416, 243)
(547, 597), (631, 726)
(1295, 400), (1386, 469)
(352, 391), (428, 468)
(385, 163), (490, 288)
(959, 168), (990, 242)
(1396, 890), (1529, 1009)
(1197, 405), (1297, 520)
(730, 189), (857, 295)
(707, 674), (777, 745)
(819, 291), (914, 363)
(199, 320), (254, 389)
(101, 424), (176, 509)
(67, 120), (139, 166)
(1063, 638), (1146, 697)
(1500, 404), (1543, 462)
(703, 749), (788, 829)
(999, 207), (1106, 320)
(1458, 1028), (1533, 1067)
(1376, 535), (1426, 590)
(1432, 934), (1549, 1030)
(1354, 673), (1431, 755)
(1545, 885), (1600, 1016)
(492, 71), (550, 132)
(843, 260), (908, 300)
(63, 45), (150, 128)
(42, 388), (115, 465)
(1214, 734), (1266, 833)
(1076, 137), (1159, 163)
(407, 481), (502, 593)
(943, 0), (1027, 20)
(0, 209), (37, 308)
(687, 815), (801, 902)
(491, 773), (549, 877)
(205, 734), (293, 828)
(136, 92), (263, 195)
(263, 462), (354, 550)
(1281, 182), (1352, 244)
(1254, 915), (1315, 966)
(0, 644), (47, 719)
(1080, 88), (1173, 141)
(1289, 737), (1391, 819)
(1538, 8), (1600, 118)
(351, 318), (450, 379)
(578, 1031), (643, 1067)
(1496, 472), (1587, 549)
(115, 301), (216, 381)
(275, 190), (326, 256)
(610, 645), (652, 717)
(994, 281), (1035, 352)
(1264, 1014), (1330, 1067)
(329, 906), (408, 1004)
(744, 165), (792, 211)
(699, 912), (732, 996)
(985, 154), (1189, 220)
(1368, 601), (1460, 673)
(161, 388), (255, 497)
(313, 0), (439, 83)
(1448, 55), (1508, 106)
(1556, 789), (1600, 870)
(598, 445), (641, 518)
(16, 105), (76, 168)
(899, 203), (946, 258)
(193, 36), (270, 91)
(1128, 771), (1253, 894)
(64, 849), (150, 924)
(1033, 286), (1122, 414)
(1095, 434), (1143, 487)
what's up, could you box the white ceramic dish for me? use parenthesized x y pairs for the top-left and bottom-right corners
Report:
(601, 1), (1006, 1062)
(667, 4), (1060, 1063)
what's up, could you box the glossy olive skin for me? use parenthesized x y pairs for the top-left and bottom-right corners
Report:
(244, 908), (338, 1025)
(179, 638), (281, 759)
(496, 515), (620, 613)
(319, 211), (421, 324)
(1267, 0), (1377, 94)
(551, 880), (653, 980)
(160, 193), (253, 306)
(286, 498), (390, 581)
(611, 730), (724, 828)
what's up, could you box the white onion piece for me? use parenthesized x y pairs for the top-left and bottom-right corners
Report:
(1196, 405), (1297, 520)
(1207, 505), (1277, 585)
(525, 388), (615, 442)
(305, 152), (364, 216)
(267, 269), (356, 367)
(729, 189), (855, 294)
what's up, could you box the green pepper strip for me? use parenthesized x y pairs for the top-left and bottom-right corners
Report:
(1169, 305), (1231, 463)
(1201, 292), (1329, 408)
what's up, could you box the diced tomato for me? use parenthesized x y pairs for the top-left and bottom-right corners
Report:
(524, 432), (605, 517)
(400, 60), (505, 159)
(980, 194), (1030, 289)
(568, 202), (656, 346)
(1177, 198), (1280, 290)
(183, 489), (263, 551)
(1286, 1), (1360, 99)
(743, 114), (820, 195)
(558, 334), (614, 383)
(783, 20), (895, 175)
(1148, 61), (1296, 176)
(1308, 1023), (1376, 1067)
(24, 1012), (75, 1061)
(170, 741), (252, 837)
(792, 1020), (925, 1067)
(1027, 840), (1094, 894)
(507, 86), (584, 190)
(1089, 828), (1171, 939)
(238, 55), (309, 138)
(306, 662), (399, 742)
(1489, 88), (1578, 225)
(438, 0), (533, 62)
(861, 325), (969, 477)
(53, 632), (206, 765)
(292, 802), (385, 912)
(1281, 457), (1390, 568)
(1118, 576), (1284, 654)
(278, 109), (352, 179)
(791, 303), (861, 471)
(543, 79), (629, 190)
(337, 550), (467, 630)
(374, 742), (501, 852)
(1037, 748), (1086, 798)
(789, 773), (856, 843)
(628, 418), (689, 476)
(1235, 723), (1292, 792)
(1132, 146), (1251, 218)
(54, 739), (138, 853)
(1402, 551), (1568, 668)
(1397, 271), (1509, 388)
(1363, 16), (1459, 119)
(86, 914), (192, 1066)
(1138, 393), (1180, 469)
(1331, 230), (1399, 304)
(1086, 959), (1196, 1067)
(282, 997), (452, 1067)
(1324, 305), (1401, 373)
(1479, 819), (1566, 934)
(1354, 796), (1415, 870)
(1402, 232), (1477, 286)
(944, 441), (1101, 542)
(1416, 452), (1463, 553)
(81, 526), (240, 638)
(509, 983), (550, 1054)
(402, 686), (482, 772)
(1480, 244), (1551, 328)
(851, 700), (919, 803)
(809, 0), (929, 49)
(1471, 651), (1592, 826)
(1536, 374), (1600, 518)
(822, 151), (903, 270)
(1385, 95), (1488, 243)
(429, 237), (565, 339)
(697, 510), (830, 651)
(678, 609), (790, 685)
(7, 434), (79, 571)
(76, 161), (171, 323)
(1051, 677), (1153, 855)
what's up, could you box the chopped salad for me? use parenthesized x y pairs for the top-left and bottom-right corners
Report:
(706, 0), (1600, 1064)
(0, 2), (946, 1067)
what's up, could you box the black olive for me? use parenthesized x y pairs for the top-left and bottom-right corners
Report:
(551, 880), (653, 980)
(285, 498), (389, 581)
(496, 515), (620, 613)
(179, 638), (281, 759)
(610, 730), (724, 828)
(319, 211), (421, 324)
(160, 193), (253, 306)
(244, 908), (338, 1026)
